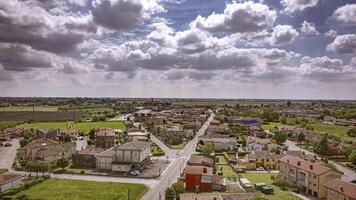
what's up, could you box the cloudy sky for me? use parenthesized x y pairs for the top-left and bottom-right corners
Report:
(0, 0), (356, 99)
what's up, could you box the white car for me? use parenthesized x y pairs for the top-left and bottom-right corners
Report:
(256, 167), (265, 171)
(130, 170), (140, 176)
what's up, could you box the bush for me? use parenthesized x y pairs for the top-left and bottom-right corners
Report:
(80, 170), (85, 174)
(4, 143), (12, 147)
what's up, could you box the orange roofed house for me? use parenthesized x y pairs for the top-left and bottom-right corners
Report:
(323, 178), (356, 200)
(95, 128), (116, 149)
(26, 139), (76, 162)
(278, 155), (341, 199)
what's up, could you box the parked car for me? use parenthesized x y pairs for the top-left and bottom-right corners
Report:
(256, 167), (265, 171)
(130, 170), (140, 176)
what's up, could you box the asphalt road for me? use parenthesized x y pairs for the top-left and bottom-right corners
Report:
(0, 138), (20, 170)
(284, 140), (356, 181)
(141, 111), (215, 200)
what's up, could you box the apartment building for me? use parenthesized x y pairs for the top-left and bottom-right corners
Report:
(323, 179), (356, 200)
(278, 155), (341, 199)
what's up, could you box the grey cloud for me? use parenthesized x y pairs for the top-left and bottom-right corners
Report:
(192, 1), (276, 33)
(187, 71), (215, 80)
(0, 0), (89, 53)
(270, 25), (299, 45)
(58, 62), (88, 74)
(324, 29), (338, 38)
(92, 0), (143, 31)
(0, 66), (13, 81)
(327, 34), (356, 54)
(0, 44), (53, 71)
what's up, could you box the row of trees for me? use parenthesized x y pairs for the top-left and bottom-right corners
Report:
(25, 157), (69, 177)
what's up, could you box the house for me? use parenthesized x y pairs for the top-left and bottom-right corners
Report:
(179, 193), (258, 200)
(26, 139), (76, 162)
(185, 166), (214, 192)
(72, 147), (104, 168)
(3, 128), (26, 138)
(34, 129), (60, 140)
(95, 128), (116, 149)
(249, 126), (266, 138)
(278, 155), (341, 199)
(188, 155), (214, 167)
(203, 137), (237, 151)
(62, 129), (79, 139)
(96, 141), (150, 172)
(284, 150), (315, 162)
(324, 116), (337, 123)
(243, 150), (282, 170)
(0, 173), (26, 192)
(247, 136), (273, 151)
(323, 178), (356, 200)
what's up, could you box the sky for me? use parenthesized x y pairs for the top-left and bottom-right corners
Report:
(0, 0), (356, 99)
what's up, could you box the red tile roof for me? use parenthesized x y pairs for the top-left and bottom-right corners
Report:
(278, 155), (331, 175)
(323, 179), (356, 199)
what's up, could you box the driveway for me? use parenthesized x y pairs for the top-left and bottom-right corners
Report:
(0, 138), (20, 169)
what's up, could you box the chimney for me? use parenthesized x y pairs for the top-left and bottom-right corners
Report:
(297, 161), (301, 166)
(310, 165), (313, 170)
(340, 186), (344, 192)
(203, 168), (207, 174)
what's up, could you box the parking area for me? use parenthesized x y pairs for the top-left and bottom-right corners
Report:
(0, 138), (19, 169)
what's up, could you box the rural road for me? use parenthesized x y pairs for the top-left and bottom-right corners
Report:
(0, 138), (20, 170)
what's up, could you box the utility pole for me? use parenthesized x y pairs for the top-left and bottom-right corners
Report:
(32, 97), (35, 122)
(127, 188), (130, 200)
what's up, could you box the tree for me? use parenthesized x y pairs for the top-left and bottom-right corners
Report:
(56, 157), (69, 170)
(274, 132), (287, 145)
(270, 174), (276, 184)
(297, 132), (305, 141)
(349, 150), (356, 165)
(347, 129), (356, 137)
(287, 101), (291, 107)
(172, 181), (185, 195)
(38, 163), (49, 176)
(89, 128), (96, 140)
(19, 138), (29, 148)
(201, 144), (214, 156)
(165, 187), (176, 200)
(314, 134), (332, 155)
(25, 162), (35, 177)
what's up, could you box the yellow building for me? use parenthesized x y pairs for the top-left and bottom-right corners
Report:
(243, 150), (282, 170)
(278, 155), (341, 199)
(323, 179), (356, 200)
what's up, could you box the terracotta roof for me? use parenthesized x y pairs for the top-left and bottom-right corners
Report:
(95, 128), (115, 137)
(323, 179), (356, 199)
(278, 155), (331, 175)
(0, 173), (25, 185)
(188, 155), (214, 166)
(27, 138), (59, 148)
(185, 166), (213, 175)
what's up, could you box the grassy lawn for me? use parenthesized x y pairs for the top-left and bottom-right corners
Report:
(216, 156), (228, 165)
(217, 164), (236, 178)
(170, 140), (188, 149)
(309, 122), (352, 141)
(241, 173), (301, 200)
(18, 178), (147, 200)
(261, 122), (281, 131)
(18, 121), (126, 134)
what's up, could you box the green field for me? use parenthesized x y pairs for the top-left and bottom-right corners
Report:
(261, 122), (281, 131)
(1, 106), (59, 112)
(241, 173), (301, 200)
(18, 121), (126, 133)
(17, 178), (147, 200)
(217, 165), (236, 178)
(310, 122), (352, 141)
(0, 121), (23, 131)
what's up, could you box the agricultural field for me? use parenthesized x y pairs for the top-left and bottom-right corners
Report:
(0, 111), (88, 122)
(0, 106), (59, 112)
(17, 178), (147, 200)
(310, 122), (353, 141)
(241, 173), (301, 200)
(18, 121), (126, 133)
